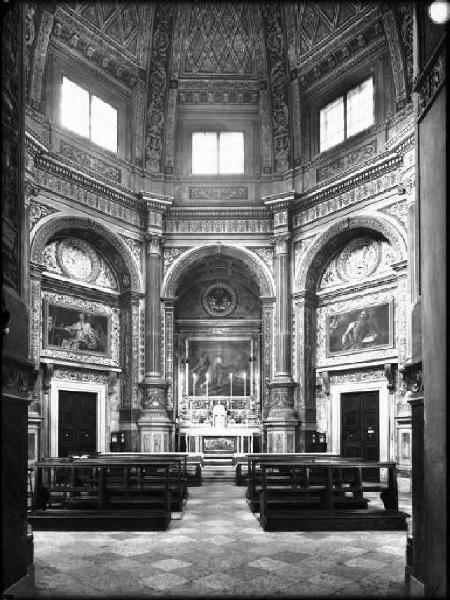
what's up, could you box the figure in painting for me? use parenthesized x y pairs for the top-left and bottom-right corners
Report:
(60, 312), (99, 350)
(341, 309), (380, 350)
(192, 351), (211, 391)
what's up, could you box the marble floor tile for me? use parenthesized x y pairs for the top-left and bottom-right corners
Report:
(32, 478), (409, 598)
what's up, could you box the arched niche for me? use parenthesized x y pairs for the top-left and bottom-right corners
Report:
(31, 216), (142, 293)
(160, 244), (275, 443)
(293, 215), (407, 453)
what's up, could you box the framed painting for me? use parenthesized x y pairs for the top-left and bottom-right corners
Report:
(187, 338), (252, 397)
(326, 301), (393, 356)
(43, 302), (110, 355)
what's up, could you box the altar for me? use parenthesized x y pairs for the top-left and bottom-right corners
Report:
(181, 424), (260, 454)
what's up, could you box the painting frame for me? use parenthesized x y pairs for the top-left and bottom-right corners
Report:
(326, 300), (394, 357)
(186, 336), (253, 398)
(42, 300), (111, 357)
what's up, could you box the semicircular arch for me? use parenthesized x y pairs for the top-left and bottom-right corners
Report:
(31, 215), (143, 293)
(162, 244), (275, 298)
(294, 213), (407, 293)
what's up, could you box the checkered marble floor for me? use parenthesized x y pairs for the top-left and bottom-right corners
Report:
(31, 480), (411, 598)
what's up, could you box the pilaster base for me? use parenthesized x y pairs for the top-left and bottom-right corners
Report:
(264, 419), (299, 453)
(138, 379), (172, 452)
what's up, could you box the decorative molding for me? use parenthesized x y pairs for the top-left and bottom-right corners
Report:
(316, 141), (377, 182)
(188, 187), (248, 201)
(294, 157), (402, 227)
(163, 248), (185, 275)
(165, 216), (272, 235)
(329, 367), (386, 384)
(382, 9), (407, 106)
(253, 248), (274, 275)
(414, 37), (446, 121)
(120, 235), (144, 273)
(40, 290), (120, 367)
(179, 86), (258, 105)
(29, 7), (54, 110)
(60, 141), (121, 183)
(52, 368), (109, 384)
(28, 199), (59, 229)
(144, 4), (175, 173)
(379, 200), (408, 228)
(397, 4), (414, 94)
(262, 4), (290, 173)
(34, 160), (144, 228)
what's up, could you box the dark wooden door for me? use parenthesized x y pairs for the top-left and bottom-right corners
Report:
(341, 391), (379, 480)
(58, 391), (97, 457)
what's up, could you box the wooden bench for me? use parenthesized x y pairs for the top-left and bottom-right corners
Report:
(258, 460), (409, 531)
(245, 454), (354, 512)
(29, 459), (172, 531)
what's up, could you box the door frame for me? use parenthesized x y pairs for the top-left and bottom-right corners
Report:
(329, 376), (392, 462)
(49, 378), (107, 457)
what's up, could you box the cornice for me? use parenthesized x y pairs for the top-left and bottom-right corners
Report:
(34, 151), (144, 212)
(41, 273), (120, 306)
(166, 207), (271, 220)
(295, 151), (402, 212)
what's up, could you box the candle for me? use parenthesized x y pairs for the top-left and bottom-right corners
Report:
(229, 372), (233, 403)
(206, 372), (209, 398)
(243, 372), (246, 397)
(193, 373), (197, 397)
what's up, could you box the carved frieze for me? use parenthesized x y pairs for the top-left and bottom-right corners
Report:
(188, 187), (248, 201)
(25, 3), (37, 92)
(144, 4), (175, 173)
(28, 200), (58, 229)
(294, 165), (401, 228)
(141, 387), (165, 409)
(34, 162), (144, 227)
(316, 141), (377, 182)
(261, 4), (290, 173)
(382, 9), (407, 107)
(40, 291), (120, 367)
(330, 368), (386, 384)
(52, 368), (109, 384)
(397, 4), (414, 93)
(165, 218), (272, 234)
(60, 141), (121, 183)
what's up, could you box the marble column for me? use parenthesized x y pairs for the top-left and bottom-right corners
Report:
(264, 194), (299, 453)
(138, 195), (173, 452)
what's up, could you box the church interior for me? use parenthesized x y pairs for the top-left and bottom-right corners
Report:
(2, 1), (447, 597)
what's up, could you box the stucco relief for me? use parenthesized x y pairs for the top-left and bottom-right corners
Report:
(382, 9), (407, 106)
(163, 248), (185, 276)
(380, 201), (408, 228)
(52, 368), (109, 384)
(319, 238), (396, 289)
(43, 239), (118, 290)
(40, 291), (120, 367)
(60, 141), (121, 183)
(253, 248), (274, 276)
(120, 235), (144, 273)
(317, 141), (377, 183)
(165, 218), (272, 234)
(316, 291), (396, 366)
(329, 368), (386, 384)
(29, 200), (59, 229)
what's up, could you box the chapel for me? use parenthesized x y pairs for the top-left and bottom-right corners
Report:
(2, 1), (447, 597)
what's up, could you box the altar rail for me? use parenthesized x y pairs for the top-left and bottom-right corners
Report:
(255, 460), (408, 531)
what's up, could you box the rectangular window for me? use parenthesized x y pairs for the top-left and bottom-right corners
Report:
(319, 77), (374, 153)
(192, 131), (244, 174)
(60, 76), (118, 153)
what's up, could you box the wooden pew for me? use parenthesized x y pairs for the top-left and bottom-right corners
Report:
(29, 458), (172, 531)
(258, 460), (409, 531)
(245, 453), (353, 512)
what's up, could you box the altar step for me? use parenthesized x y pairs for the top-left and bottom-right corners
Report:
(202, 464), (235, 482)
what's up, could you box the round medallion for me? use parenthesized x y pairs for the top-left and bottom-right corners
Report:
(202, 282), (237, 317)
(56, 238), (100, 283)
(337, 238), (381, 281)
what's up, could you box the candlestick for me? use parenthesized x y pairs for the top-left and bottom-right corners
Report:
(193, 373), (197, 397)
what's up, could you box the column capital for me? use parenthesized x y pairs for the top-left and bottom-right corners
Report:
(263, 191), (295, 213)
(140, 192), (173, 214)
(145, 234), (163, 255)
(272, 234), (290, 255)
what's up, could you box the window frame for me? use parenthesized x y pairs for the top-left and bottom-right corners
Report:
(319, 75), (375, 154)
(60, 75), (118, 154)
(191, 130), (245, 175)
